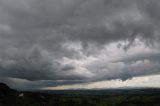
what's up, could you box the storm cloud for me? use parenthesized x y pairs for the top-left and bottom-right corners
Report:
(0, 0), (160, 90)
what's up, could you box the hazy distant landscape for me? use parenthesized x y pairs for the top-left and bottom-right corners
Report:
(1, 83), (160, 106)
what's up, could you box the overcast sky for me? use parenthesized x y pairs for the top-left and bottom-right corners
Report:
(0, 0), (160, 90)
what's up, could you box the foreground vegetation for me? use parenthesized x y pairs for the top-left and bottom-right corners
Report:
(1, 92), (160, 106)
(1, 83), (160, 106)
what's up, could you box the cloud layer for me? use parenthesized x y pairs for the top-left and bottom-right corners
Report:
(0, 0), (160, 90)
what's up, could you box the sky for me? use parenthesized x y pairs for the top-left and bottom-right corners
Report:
(0, 0), (160, 90)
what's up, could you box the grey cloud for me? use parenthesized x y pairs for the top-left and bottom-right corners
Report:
(118, 52), (160, 63)
(0, 0), (160, 90)
(0, 77), (85, 91)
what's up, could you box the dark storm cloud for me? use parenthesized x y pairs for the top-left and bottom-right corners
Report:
(0, 77), (85, 91)
(0, 0), (160, 89)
